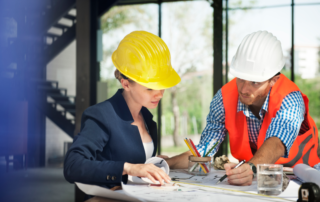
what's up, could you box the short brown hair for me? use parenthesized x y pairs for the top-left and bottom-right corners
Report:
(114, 69), (133, 83)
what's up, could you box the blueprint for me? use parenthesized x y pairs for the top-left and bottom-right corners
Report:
(169, 169), (257, 191)
(77, 169), (298, 202)
(122, 169), (296, 202)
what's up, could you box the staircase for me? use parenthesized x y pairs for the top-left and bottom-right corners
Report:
(43, 0), (77, 65)
(33, 80), (76, 138)
(1, 0), (119, 138)
(27, 0), (77, 138)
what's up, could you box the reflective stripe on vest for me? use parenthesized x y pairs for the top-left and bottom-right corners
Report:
(221, 74), (320, 168)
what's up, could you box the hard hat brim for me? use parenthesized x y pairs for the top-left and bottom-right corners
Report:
(130, 69), (181, 90)
(229, 62), (284, 82)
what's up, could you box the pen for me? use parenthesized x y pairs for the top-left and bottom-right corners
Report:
(216, 160), (246, 184)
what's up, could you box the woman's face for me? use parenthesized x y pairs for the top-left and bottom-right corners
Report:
(123, 80), (165, 109)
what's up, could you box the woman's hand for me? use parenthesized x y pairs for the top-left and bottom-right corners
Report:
(123, 163), (171, 185)
(157, 155), (169, 159)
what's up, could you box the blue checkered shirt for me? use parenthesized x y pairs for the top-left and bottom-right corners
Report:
(196, 89), (320, 170)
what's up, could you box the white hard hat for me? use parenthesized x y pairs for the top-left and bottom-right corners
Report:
(229, 31), (285, 82)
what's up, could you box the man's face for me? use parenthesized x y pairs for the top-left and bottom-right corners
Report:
(236, 78), (271, 106)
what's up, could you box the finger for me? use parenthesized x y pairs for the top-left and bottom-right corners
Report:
(227, 167), (253, 186)
(157, 169), (171, 183)
(149, 171), (163, 185)
(227, 168), (252, 180)
(152, 171), (165, 185)
(165, 175), (171, 183)
(224, 162), (237, 171)
(227, 164), (250, 175)
(228, 175), (252, 186)
(146, 165), (170, 184)
(146, 173), (157, 184)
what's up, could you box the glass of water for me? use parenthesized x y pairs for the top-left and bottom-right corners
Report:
(257, 164), (283, 195)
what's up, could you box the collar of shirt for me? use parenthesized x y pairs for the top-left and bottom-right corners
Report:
(237, 90), (271, 120)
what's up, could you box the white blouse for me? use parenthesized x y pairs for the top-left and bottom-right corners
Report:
(143, 141), (154, 160)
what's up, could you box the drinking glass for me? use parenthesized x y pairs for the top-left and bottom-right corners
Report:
(257, 164), (283, 195)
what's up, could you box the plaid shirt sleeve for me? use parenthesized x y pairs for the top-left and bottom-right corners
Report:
(196, 89), (227, 157)
(265, 91), (305, 158)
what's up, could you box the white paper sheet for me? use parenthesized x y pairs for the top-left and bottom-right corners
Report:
(278, 181), (300, 201)
(169, 169), (194, 179)
(76, 169), (300, 202)
(75, 182), (142, 202)
(121, 181), (291, 202)
(293, 163), (320, 187)
(170, 168), (257, 191)
(128, 157), (170, 184)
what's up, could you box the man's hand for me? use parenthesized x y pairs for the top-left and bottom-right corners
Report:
(123, 163), (171, 185)
(224, 162), (254, 186)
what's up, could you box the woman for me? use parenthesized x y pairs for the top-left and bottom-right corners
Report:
(64, 31), (181, 189)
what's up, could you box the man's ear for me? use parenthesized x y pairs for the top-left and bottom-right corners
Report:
(121, 79), (130, 91)
(269, 75), (280, 87)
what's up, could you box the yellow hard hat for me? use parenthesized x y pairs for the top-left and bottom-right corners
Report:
(112, 31), (181, 90)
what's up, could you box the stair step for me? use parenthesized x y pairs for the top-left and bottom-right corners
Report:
(53, 23), (70, 30)
(66, 109), (76, 116)
(44, 103), (75, 137)
(33, 80), (58, 88)
(46, 32), (61, 38)
(38, 86), (67, 95)
(64, 14), (76, 21)
(57, 101), (75, 109)
(49, 94), (74, 102)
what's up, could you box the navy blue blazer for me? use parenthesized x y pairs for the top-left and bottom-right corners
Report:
(64, 89), (158, 189)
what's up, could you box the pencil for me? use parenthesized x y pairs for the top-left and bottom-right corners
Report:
(184, 139), (207, 174)
(189, 139), (209, 173)
(189, 139), (201, 157)
(191, 140), (218, 172)
(184, 138), (197, 157)
(186, 139), (196, 155)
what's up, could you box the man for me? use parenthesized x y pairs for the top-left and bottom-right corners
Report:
(166, 31), (320, 186)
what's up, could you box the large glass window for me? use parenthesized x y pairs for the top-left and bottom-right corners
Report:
(294, 3), (320, 131)
(160, 1), (213, 155)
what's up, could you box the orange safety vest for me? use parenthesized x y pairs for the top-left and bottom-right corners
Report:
(221, 74), (320, 167)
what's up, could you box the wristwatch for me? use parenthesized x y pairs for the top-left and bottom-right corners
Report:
(248, 162), (257, 179)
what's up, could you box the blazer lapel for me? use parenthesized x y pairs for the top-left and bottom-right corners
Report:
(141, 107), (158, 157)
(110, 90), (158, 158)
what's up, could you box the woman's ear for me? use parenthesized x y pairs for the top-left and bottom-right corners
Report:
(269, 75), (280, 87)
(121, 79), (130, 91)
